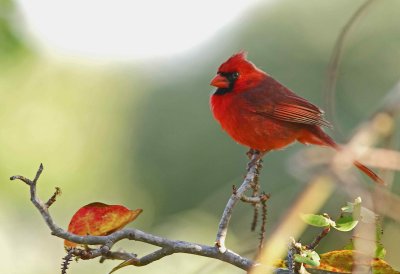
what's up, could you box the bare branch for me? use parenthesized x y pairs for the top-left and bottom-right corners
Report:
(251, 202), (260, 232)
(46, 187), (62, 208)
(33, 163), (44, 183)
(61, 249), (74, 274)
(306, 226), (330, 250)
(9, 175), (32, 185)
(324, 0), (376, 131)
(64, 246), (136, 262)
(240, 194), (263, 204)
(250, 161), (261, 232)
(10, 165), (254, 271)
(215, 152), (264, 253)
(100, 250), (137, 263)
(259, 194), (269, 250)
(287, 238), (301, 274)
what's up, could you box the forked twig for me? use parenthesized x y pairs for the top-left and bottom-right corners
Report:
(10, 164), (256, 272)
(215, 152), (264, 253)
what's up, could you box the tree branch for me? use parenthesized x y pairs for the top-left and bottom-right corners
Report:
(215, 152), (264, 253)
(324, 0), (376, 132)
(10, 164), (255, 271)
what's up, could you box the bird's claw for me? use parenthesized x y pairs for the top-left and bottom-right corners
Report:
(246, 150), (263, 171)
(246, 149), (256, 159)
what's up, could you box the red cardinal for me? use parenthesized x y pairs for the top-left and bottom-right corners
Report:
(210, 52), (383, 185)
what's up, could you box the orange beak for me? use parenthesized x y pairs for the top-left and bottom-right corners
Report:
(210, 74), (230, 88)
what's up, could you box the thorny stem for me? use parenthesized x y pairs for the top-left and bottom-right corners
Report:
(61, 249), (74, 274)
(251, 203), (260, 231)
(259, 193), (270, 251)
(251, 166), (261, 232)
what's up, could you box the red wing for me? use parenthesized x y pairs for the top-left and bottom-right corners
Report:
(272, 95), (332, 128)
(242, 77), (332, 128)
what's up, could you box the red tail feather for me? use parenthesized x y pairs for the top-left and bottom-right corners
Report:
(353, 161), (385, 185)
(305, 127), (384, 185)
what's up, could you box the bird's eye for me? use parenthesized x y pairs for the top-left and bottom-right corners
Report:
(218, 72), (239, 83)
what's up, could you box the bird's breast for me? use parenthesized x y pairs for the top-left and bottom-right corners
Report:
(210, 94), (300, 151)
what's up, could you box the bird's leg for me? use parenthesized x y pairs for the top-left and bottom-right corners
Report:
(246, 148), (256, 159)
(246, 150), (265, 171)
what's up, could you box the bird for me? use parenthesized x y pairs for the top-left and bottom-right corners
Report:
(210, 51), (384, 185)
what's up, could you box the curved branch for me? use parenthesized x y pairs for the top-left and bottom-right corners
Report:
(215, 152), (264, 252)
(10, 164), (253, 271)
(324, 0), (376, 132)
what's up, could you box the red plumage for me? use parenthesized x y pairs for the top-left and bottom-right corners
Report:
(210, 52), (383, 185)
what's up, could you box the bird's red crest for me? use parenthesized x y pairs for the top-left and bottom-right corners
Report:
(218, 51), (249, 73)
(213, 51), (266, 94)
(226, 51), (248, 64)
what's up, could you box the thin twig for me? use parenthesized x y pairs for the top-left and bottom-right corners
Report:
(240, 195), (264, 204)
(61, 249), (74, 274)
(215, 152), (263, 253)
(10, 165), (254, 271)
(64, 245), (137, 262)
(9, 175), (32, 185)
(100, 250), (137, 263)
(306, 226), (331, 250)
(46, 187), (62, 208)
(259, 193), (269, 251)
(250, 161), (261, 232)
(324, 0), (376, 132)
(287, 238), (301, 274)
(33, 163), (44, 183)
(251, 203), (260, 232)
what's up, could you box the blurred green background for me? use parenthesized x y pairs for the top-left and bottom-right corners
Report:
(1, 0), (400, 273)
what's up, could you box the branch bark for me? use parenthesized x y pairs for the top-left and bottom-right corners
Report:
(10, 164), (255, 271)
(215, 152), (264, 252)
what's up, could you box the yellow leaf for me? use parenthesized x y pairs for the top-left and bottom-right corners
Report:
(307, 250), (399, 274)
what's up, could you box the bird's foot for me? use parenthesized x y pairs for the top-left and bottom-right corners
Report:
(246, 149), (256, 159)
(246, 150), (263, 171)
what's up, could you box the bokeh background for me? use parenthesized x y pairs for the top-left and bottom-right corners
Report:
(1, 0), (400, 273)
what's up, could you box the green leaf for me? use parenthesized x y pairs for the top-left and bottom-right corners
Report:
(376, 217), (383, 242)
(375, 243), (386, 259)
(343, 239), (354, 250)
(301, 214), (333, 227)
(341, 204), (353, 213)
(333, 215), (358, 231)
(341, 197), (362, 219)
(294, 250), (320, 267)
